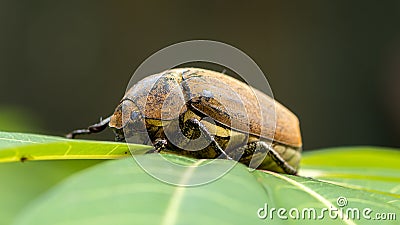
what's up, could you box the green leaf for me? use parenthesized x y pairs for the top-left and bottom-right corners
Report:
(0, 131), (152, 162)
(0, 160), (102, 225)
(10, 148), (400, 225)
(0, 132), (399, 225)
(0, 131), (151, 224)
(300, 147), (400, 197)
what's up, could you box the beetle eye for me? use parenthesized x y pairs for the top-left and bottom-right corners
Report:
(130, 111), (140, 120)
(132, 119), (146, 131)
(129, 111), (146, 131)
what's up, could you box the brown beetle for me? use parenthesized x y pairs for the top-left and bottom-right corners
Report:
(67, 68), (302, 174)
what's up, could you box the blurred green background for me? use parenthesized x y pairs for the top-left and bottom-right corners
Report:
(1, 1), (400, 150)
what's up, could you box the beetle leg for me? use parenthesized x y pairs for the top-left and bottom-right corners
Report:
(185, 118), (232, 160)
(66, 116), (111, 139)
(236, 141), (297, 175)
(146, 138), (168, 154)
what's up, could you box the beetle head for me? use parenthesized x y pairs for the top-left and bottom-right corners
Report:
(109, 99), (149, 143)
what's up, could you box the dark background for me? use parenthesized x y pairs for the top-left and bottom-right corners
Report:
(1, 1), (400, 150)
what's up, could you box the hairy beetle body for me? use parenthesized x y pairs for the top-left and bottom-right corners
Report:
(67, 68), (302, 174)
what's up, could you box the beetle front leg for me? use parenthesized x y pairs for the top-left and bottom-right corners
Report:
(66, 116), (111, 139)
(146, 119), (232, 160)
(235, 141), (297, 175)
(184, 118), (232, 160)
(146, 138), (168, 154)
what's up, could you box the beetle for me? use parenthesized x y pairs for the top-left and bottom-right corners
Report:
(66, 68), (302, 174)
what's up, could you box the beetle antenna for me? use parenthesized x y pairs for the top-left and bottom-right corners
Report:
(66, 116), (111, 139)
